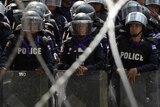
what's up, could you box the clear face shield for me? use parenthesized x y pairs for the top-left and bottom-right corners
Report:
(22, 17), (43, 32)
(71, 20), (93, 36)
(13, 9), (22, 24)
(121, 4), (143, 21)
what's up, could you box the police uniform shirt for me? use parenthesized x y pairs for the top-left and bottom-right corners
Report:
(117, 36), (158, 73)
(0, 31), (54, 71)
(59, 36), (105, 72)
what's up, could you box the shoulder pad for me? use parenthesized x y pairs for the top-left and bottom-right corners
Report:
(42, 36), (49, 43)
(62, 37), (72, 44)
(7, 34), (15, 40)
(146, 37), (158, 45)
(0, 22), (11, 29)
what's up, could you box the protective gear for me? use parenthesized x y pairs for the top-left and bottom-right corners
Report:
(25, 1), (51, 21)
(75, 3), (96, 20)
(21, 10), (44, 32)
(25, 7), (45, 21)
(5, 3), (22, 24)
(125, 12), (148, 27)
(121, 1), (143, 21)
(142, 6), (151, 19)
(41, 0), (62, 7)
(70, 12), (93, 36)
(145, 0), (160, 6)
(85, 0), (104, 4)
(70, 1), (86, 19)
(0, 2), (5, 18)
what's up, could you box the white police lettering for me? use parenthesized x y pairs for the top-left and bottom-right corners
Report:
(17, 48), (42, 55)
(120, 52), (143, 61)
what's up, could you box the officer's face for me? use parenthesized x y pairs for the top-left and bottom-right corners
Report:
(47, 5), (56, 12)
(147, 4), (159, 18)
(89, 3), (103, 12)
(23, 22), (39, 34)
(129, 23), (143, 36)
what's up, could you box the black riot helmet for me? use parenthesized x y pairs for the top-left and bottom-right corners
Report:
(120, 1), (143, 23)
(0, 2), (5, 19)
(70, 1), (86, 19)
(75, 3), (96, 20)
(70, 12), (93, 36)
(25, 1), (51, 22)
(21, 10), (44, 32)
(142, 5), (151, 19)
(5, 3), (22, 25)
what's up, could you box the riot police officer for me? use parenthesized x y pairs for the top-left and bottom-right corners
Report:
(58, 12), (105, 107)
(85, 0), (108, 21)
(0, 2), (12, 57)
(0, 10), (54, 73)
(111, 12), (158, 107)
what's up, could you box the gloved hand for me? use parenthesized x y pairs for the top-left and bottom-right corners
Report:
(75, 66), (88, 76)
(35, 67), (44, 75)
(127, 68), (138, 83)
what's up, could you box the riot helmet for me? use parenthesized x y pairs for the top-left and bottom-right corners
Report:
(125, 12), (148, 27)
(121, 1), (143, 21)
(70, 1), (86, 19)
(142, 5), (151, 19)
(26, 7), (45, 21)
(25, 1), (51, 21)
(5, 3), (22, 24)
(70, 12), (93, 36)
(125, 12), (147, 37)
(75, 3), (96, 20)
(85, 0), (105, 12)
(21, 10), (44, 32)
(145, 0), (160, 6)
(0, 2), (5, 19)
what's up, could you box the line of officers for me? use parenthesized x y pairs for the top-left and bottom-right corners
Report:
(0, 0), (160, 107)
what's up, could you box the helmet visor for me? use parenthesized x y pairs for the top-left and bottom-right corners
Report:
(22, 17), (43, 31)
(71, 20), (93, 35)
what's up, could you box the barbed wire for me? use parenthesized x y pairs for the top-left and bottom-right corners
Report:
(2, 0), (139, 107)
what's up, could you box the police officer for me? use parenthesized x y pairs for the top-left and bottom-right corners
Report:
(85, 0), (108, 21)
(75, 3), (109, 70)
(119, 12), (158, 81)
(0, 2), (12, 57)
(0, 10), (54, 74)
(115, 0), (143, 36)
(111, 12), (158, 107)
(0, 10), (56, 107)
(58, 12), (105, 107)
(145, 0), (160, 22)
(5, 2), (22, 30)
(45, 0), (68, 47)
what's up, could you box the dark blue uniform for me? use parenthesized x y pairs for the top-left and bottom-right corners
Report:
(117, 35), (158, 72)
(58, 33), (105, 107)
(0, 30), (54, 72)
(110, 34), (159, 107)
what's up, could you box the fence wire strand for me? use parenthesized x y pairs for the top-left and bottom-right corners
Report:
(2, 0), (139, 107)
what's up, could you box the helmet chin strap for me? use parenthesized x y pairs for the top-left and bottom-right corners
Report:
(130, 30), (142, 37)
